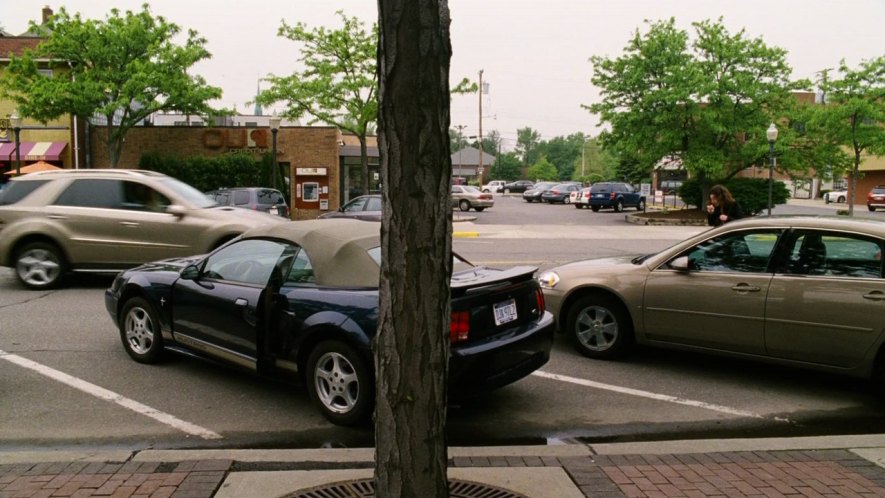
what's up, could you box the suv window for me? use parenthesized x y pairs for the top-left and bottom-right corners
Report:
(0, 179), (51, 205)
(54, 179), (122, 208)
(590, 183), (612, 193)
(233, 190), (250, 205)
(257, 189), (285, 205)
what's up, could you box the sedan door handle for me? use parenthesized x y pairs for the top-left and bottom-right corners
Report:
(47, 214), (67, 220)
(120, 221), (139, 227)
(862, 291), (885, 301)
(234, 298), (248, 306)
(731, 284), (761, 293)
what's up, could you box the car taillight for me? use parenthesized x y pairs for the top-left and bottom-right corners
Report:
(450, 311), (470, 343)
(480, 194), (492, 200)
(535, 289), (546, 314)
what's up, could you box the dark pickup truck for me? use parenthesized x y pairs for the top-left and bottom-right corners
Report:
(588, 182), (646, 212)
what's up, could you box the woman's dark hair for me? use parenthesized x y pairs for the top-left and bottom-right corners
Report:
(710, 184), (735, 208)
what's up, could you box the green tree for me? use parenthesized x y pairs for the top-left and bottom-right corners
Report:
(515, 126), (542, 166)
(537, 132), (585, 180)
(588, 18), (805, 190)
(810, 56), (885, 216)
(257, 11), (377, 194)
(376, 0), (451, 494)
(526, 156), (558, 181)
(574, 136), (619, 183)
(490, 151), (522, 181)
(1, 4), (222, 167)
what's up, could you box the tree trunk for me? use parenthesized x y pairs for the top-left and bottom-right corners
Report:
(375, 1), (453, 497)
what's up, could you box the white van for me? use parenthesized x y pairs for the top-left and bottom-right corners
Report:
(481, 180), (507, 193)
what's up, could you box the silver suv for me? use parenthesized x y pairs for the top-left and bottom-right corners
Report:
(0, 169), (285, 289)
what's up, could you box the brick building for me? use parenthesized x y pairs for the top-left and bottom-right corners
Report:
(88, 125), (351, 220)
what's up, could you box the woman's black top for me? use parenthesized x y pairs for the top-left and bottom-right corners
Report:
(707, 202), (744, 227)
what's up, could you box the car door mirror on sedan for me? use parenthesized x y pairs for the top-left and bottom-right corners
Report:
(668, 256), (690, 271)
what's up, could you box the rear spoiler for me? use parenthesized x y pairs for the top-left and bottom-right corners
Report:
(451, 266), (538, 293)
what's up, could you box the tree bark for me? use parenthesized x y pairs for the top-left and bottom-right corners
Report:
(375, 1), (453, 497)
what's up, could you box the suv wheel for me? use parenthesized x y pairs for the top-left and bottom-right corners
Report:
(613, 199), (623, 213)
(15, 242), (66, 290)
(591, 205), (600, 212)
(637, 199), (646, 211)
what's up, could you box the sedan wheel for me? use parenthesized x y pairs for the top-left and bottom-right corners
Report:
(15, 242), (66, 290)
(120, 297), (164, 363)
(459, 199), (471, 211)
(566, 295), (633, 359)
(307, 341), (373, 426)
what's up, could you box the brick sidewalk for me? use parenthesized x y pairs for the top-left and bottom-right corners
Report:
(3, 450), (885, 497)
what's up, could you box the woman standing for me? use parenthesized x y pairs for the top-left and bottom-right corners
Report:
(706, 184), (744, 227)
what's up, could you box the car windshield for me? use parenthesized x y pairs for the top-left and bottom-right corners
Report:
(158, 177), (217, 208)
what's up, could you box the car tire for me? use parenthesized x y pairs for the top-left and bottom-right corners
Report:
(306, 340), (373, 426)
(564, 197), (571, 204)
(459, 199), (471, 211)
(838, 196), (846, 203)
(591, 206), (600, 212)
(14, 241), (67, 290)
(504, 188), (510, 194)
(638, 199), (646, 211)
(575, 203), (583, 209)
(566, 294), (633, 360)
(613, 200), (623, 213)
(120, 297), (165, 364)
(869, 205), (876, 212)
(474, 207), (485, 212)
(482, 189), (490, 193)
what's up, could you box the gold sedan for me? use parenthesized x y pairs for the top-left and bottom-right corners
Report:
(539, 216), (885, 381)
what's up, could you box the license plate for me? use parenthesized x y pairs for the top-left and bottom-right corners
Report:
(268, 207), (278, 215)
(493, 299), (518, 326)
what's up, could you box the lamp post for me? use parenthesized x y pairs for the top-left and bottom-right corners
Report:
(766, 123), (778, 216)
(9, 111), (22, 177)
(269, 115), (281, 190)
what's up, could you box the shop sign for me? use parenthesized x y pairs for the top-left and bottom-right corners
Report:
(203, 128), (271, 154)
(296, 167), (328, 176)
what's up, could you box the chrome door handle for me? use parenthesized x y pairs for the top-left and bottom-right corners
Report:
(731, 284), (761, 293)
(862, 291), (885, 301)
(234, 298), (248, 306)
(120, 221), (139, 227)
(47, 214), (67, 219)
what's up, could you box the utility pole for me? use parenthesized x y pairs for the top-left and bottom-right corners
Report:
(477, 69), (484, 183)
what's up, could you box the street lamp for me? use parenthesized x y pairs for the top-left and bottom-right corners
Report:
(9, 111), (22, 177)
(766, 123), (778, 216)
(269, 115), (281, 190)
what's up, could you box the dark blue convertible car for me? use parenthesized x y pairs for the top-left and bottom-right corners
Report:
(105, 218), (554, 425)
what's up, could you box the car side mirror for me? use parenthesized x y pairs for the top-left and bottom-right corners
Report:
(167, 204), (186, 218)
(669, 256), (691, 271)
(180, 264), (201, 280)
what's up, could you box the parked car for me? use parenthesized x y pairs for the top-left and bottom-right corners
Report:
(105, 218), (554, 425)
(481, 180), (507, 193)
(318, 194), (382, 221)
(451, 185), (494, 212)
(541, 183), (582, 204)
(205, 187), (290, 218)
(824, 189), (848, 204)
(571, 187), (592, 209)
(522, 182), (558, 203)
(868, 186), (885, 211)
(0, 169), (285, 290)
(539, 216), (885, 383)
(588, 182), (646, 212)
(503, 180), (534, 194)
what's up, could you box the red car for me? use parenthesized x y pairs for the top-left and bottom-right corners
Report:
(867, 186), (885, 211)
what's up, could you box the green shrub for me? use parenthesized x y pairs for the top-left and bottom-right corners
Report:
(678, 177), (790, 215)
(138, 152), (270, 192)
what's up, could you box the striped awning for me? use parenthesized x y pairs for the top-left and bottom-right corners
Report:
(0, 141), (68, 161)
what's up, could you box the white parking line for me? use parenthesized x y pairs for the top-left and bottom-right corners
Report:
(0, 349), (222, 440)
(532, 370), (790, 422)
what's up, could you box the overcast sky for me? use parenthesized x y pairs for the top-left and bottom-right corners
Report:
(5, 1), (885, 149)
